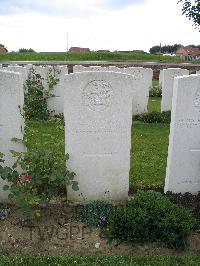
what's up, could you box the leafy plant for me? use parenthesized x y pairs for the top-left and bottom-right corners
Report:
(166, 191), (200, 231)
(103, 191), (195, 250)
(178, 0), (200, 30)
(149, 84), (162, 97)
(1, 149), (78, 218)
(133, 111), (171, 123)
(77, 200), (113, 227)
(46, 66), (61, 96)
(23, 67), (50, 120)
(23, 66), (60, 120)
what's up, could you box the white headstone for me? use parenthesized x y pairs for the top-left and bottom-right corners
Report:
(123, 67), (153, 114)
(64, 71), (134, 203)
(165, 74), (200, 194)
(74, 65), (108, 72)
(161, 68), (189, 111)
(159, 69), (163, 87)
(34, 65), (50, 90)
(74, 65), (153, 115)
(5, 65), (28, 83)
(0, 71), (25, 202)
(25, 64), (33, 72)
(47, 66), (68, 114)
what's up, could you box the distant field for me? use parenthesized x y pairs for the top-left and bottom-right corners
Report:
(0, 52), (184, 62)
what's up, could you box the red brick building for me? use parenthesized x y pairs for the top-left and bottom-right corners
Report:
(176, 46), (200, 61)
(69, 47), (90, 53)
(0, 47), (7, 54)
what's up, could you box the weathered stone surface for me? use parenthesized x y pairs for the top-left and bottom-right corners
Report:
(64, 71), (134, 203)
(34, 66), (50, 90)
(47, 66), (68, 114)
(0, 71), (25, 202)
(161, 68), (189, 111)
(123, 67), (153, 114)
(74, 65), (107, 72)
(5, 66), (28, 83)
(165, 74), (200, 194)
(159, 69), (163, 87)
(74, 65), (153, 115)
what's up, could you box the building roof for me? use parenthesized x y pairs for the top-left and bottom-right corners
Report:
(0, 47), (7, 53)
(182, 46), (200, 56)
(69, 47), (90, 52)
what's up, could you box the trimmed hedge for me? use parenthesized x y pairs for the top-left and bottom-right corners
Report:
(103, 191), (195, 250)
(133, 111), (171, 123)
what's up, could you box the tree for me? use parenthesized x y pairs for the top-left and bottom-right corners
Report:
(149, 45), (161, 54)
(178, 0), (200, 30)
(149, 44), (182, 54)
(18, 48), (35, 53)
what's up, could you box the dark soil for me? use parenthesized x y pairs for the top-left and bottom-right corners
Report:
(0, 201), (199, 256)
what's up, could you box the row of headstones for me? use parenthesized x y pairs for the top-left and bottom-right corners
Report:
(1, 64), (200, 116)
(159, 68), (200, 112)
(0, 64), (69, 115)
(0, 64), (153, 116)
(0, 68), (200, 203)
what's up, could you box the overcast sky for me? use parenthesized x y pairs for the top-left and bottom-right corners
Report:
(0, 0), (199, 52)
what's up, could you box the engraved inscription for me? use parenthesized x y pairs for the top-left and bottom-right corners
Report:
(82, 80), (113, 111)
(177, 179), (200, 185)
(132, 71), (143, 81)
(194, 88), (200, 108)
(176, 118), (200, 128)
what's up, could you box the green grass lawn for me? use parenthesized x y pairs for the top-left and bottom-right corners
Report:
(0, 255), (199, 266)
(152, 79), (159, 87)
(148, 97), (161, 112)
(130, 124), (169, 188)
(26, 119), (169, 189)
(0, 255), (200, 266)
(0, 52), (184, 62)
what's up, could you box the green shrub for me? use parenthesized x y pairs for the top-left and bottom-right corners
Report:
(166, 191), (200, 231)
(103, 191), (195, 250)
(133, 111), (171, 123)
(149, 84), (162, 97)
(77, 200), (113, 227)
(23, 66), (60, 121)
(24, 68), (50, 120)
(1, 149), (78, 218)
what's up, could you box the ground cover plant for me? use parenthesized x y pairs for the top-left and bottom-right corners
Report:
(0, 51), (184, 62)
(77, 201), (113, 227)
(102, 191), (196, 250)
